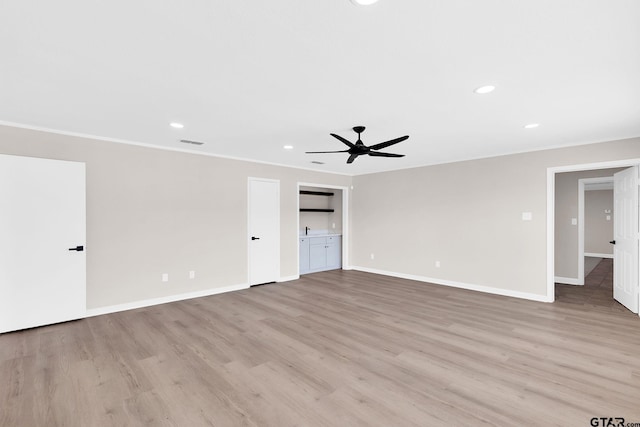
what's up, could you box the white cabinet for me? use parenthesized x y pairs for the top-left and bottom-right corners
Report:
(299, 237), (310, 274)
(310, 237), (328, 270)
(326, 236), (341, 269)
(300, 235), (341, 274)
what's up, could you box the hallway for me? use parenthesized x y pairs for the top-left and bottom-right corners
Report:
(555, 259), (628, 313)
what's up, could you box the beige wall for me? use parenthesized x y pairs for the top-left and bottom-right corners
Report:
(554, 169), (621, 280)
(585, 190), (614, 255)
(352, 138), (640, 298)
(2, 123), (640, 306)
(0, 125), (350, 309)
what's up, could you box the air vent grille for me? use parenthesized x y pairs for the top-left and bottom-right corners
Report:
(180, 139), (205, 146)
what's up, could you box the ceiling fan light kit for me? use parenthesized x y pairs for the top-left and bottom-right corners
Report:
(306, 126), (409, 164)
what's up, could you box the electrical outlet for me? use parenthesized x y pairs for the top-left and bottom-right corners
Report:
(435, 261), (441, 268)
(370, 253), (375, 260)
(162, 273), (169, 282)
(189, 270), (195, 279)
(332, 222), (336, 229)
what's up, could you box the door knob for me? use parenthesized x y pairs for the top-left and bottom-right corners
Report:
(609, 240), (616, 244)
(251, 236), (260, 241)
(68, 245), (84, 251)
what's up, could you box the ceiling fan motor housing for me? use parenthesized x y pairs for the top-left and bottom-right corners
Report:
(306, 125), (408, 164)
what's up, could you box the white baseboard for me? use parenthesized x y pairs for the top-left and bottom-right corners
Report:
(352, 266), (552, 302)
(86, 283), (249, 318)
(555, 276), (581, 285)
(278, 275), (299, 282)
(584, 252), (613, 259)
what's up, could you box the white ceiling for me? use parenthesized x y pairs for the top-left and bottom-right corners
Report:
(1, 0), (639, 176)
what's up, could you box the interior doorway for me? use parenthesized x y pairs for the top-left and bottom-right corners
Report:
(297, 182), (349, 276)
(548, 160), (640, 316)
(578, 176), (615, 285)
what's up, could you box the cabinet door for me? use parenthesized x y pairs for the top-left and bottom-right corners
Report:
(309, 244), (328, 270)
(299, 238), (310, 274)
(326, 236), (342, 269)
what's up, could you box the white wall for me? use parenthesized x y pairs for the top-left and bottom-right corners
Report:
(0, 125), (351, 310)
(2, 123), (640, 307)
(352, 138), (640, 299)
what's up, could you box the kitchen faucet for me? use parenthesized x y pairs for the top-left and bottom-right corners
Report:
(305, 226), (310, 235)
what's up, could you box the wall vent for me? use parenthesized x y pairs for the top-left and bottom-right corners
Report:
(180, 139), (205, 146)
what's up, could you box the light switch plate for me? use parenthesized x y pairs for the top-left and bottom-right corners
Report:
(571, 218), (577, 225)
(522, 212), (533, 221)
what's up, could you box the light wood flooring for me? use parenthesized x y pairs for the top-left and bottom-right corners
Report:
(2, 264), (640, 426)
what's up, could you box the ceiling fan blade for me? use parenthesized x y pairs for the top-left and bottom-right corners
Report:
(369, 135), (409, 151)
(331, 133), (357, 149)
(305, 150), (349, 154)
(367, 152), (405, 158)
(346, 153), (360, 164)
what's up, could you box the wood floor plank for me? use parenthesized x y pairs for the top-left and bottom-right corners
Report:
(2, 259), (640, 426)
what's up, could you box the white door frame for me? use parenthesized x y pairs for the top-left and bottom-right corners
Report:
(297, 182), (350, 276)
(247, 177), (280, 286)
(547, 159), (640, 317)
(578, 177), (614, 285)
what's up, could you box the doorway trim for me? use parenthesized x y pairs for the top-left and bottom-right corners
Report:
(547, 159), (640, 317)
(578, 176), (614, 285)
(297, 182), (350, 276)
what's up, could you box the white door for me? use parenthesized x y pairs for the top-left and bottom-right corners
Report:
(0, 154), (86, 333)
(613, 166), (639, 313)
(248, 178), (279, 285)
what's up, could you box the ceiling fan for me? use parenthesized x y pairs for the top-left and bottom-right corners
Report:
(306, 126), (409, 164)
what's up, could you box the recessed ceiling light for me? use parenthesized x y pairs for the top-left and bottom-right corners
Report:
(350, 0), (379, 5)
(524, 123), (540, 129)
(283, 145), (294, 150)
(474, 85), (496, 94)
(170, 122), (184, 129)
